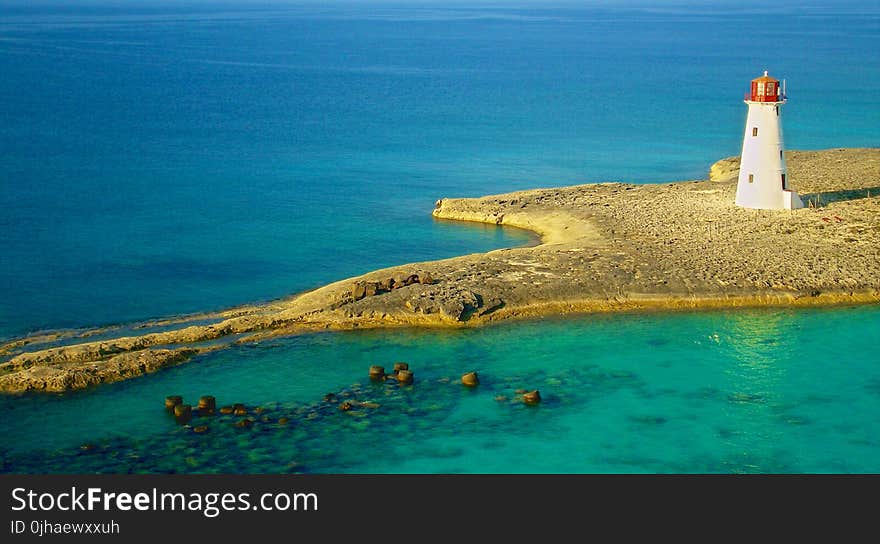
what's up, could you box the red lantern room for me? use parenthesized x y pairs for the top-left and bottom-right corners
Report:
(748, 71), (781, 102)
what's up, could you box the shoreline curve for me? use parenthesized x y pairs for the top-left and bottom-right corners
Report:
(1, 147), (878, 393)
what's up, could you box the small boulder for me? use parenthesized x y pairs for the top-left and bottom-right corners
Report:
(197, 395), (216, 414)
(173, 404), (192, 424)
(397, 369), (414, 385)
(165, 395), (183, 411)
(479, 298), (504, 316)
(437, 289), (480, 321)
(369, 365), (385, 382)
(461, 371), (479, 387)
(351, 281), (367, 301)
(523, 390), (542, 405)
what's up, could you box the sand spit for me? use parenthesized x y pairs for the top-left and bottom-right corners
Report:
(2, 148), (878, 393)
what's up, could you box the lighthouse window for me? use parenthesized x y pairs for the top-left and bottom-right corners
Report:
(752, 127), (758, 137)
(781, 173), (786, 189)
(748, 174), (754, 183)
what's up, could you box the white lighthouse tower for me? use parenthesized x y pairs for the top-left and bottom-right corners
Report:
(734, 71), (804, 210)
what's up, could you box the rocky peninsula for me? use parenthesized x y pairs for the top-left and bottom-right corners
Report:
(1, 148), (878, 393)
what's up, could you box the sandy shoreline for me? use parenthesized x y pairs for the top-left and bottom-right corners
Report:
(2, 148), (878, 393)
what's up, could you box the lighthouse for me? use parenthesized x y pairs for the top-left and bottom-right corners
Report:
(734, 71), (804, 210)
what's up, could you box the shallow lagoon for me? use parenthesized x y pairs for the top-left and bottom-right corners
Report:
(3, 305), (878, 473)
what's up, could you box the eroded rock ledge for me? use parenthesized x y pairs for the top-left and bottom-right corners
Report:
(2, 148), (878, 393)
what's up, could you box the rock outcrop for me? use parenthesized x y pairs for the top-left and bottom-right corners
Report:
(0, 348), (199, 393)
(709, 156), (740, 182)
(1, 148), (878, 393)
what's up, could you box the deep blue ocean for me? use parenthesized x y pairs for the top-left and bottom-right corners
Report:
(1, 1), (878, 473)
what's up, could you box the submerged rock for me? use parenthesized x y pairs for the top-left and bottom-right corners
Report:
(461, 371), (479, 387)
(165, 395), (183, 411)
(197, 396), (216, 414)
(173, 404), (192, 424)
(397, 369), (414, 385)
(523, 390), (542, 405)
(369, 365), (385, 382)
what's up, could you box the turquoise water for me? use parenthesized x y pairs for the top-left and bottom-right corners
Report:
(1, 1), (879, 473)
(3, 306), (879, 473)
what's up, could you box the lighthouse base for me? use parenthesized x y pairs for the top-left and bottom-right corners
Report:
(783, 190), (805, 210)
(735, 188), (804, 211)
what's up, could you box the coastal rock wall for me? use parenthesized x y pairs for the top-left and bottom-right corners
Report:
(0, 348), (199, 393)
(433, 194), (600, 245)
(2, 148), (878, 393)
